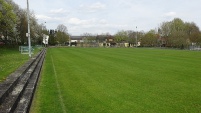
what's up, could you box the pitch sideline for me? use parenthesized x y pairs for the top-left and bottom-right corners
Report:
(51, 55), (67, 113)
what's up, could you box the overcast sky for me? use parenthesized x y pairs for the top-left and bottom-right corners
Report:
(13, 0), (201, 35)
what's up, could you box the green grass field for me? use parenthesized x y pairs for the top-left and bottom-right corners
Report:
(0, 48), (29, 82)
(31, 48), (201, 113)
(0, 47), (42, 82)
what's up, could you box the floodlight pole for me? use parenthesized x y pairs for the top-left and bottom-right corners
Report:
(136, 26), (138, 47)
(69, 36), (71, 46)
(27, 0), (31, 57)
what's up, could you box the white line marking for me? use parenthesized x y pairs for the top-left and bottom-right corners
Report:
(51, 55), (67, 113)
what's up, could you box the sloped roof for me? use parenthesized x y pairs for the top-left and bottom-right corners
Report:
(70, 36), (83, 40)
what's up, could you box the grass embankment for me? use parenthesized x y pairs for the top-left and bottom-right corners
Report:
(0, 47), (42, 82)
(32, 48), (201, 113)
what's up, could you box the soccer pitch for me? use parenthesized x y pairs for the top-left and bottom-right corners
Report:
(32, 48), (201, 113)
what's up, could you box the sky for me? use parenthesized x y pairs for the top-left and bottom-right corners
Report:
(13, 0), (201, 35)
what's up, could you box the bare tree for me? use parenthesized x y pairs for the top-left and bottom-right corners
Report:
(82, 32), (96, 47)
(56, 24), (69, 44)
(57, 24), (68, 33)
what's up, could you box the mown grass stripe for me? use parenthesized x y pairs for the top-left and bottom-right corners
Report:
(51, 55), (67, 113)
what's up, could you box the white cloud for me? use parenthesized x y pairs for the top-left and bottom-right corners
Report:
(68, 18), (89, 25)
(50, 8), (69, 14)
(36, 14), (63, 22)
(89, 2), (106, 10)
(99, 19), (107, 24)
(67, 17), (131, 35)
(79, 2), (106, 13)
(36, 15), (52, 21)
(161, 12), (178, 21)
(68, 18), (108, 26)
(164, 12), (177, 18)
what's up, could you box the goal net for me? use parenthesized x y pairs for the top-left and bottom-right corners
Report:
(19, 46), (34, 54)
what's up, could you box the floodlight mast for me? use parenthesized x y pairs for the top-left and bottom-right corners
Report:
(69, 36), (71, 46)
(136, 26), (138, 47)
(27, 0), (31, 57)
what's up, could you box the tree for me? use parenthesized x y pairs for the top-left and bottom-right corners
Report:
(126, 30), (140, 47)
(185, 22), (200, 44)
(96, 33), (111, 43)
(159, 18), (198, 48)
(141, 30), (158, 47)
(199, 33), (201, 45)
(29, 11), (40, 45)
(114, 30), (128, 47)
(0, 0), (17, 42)
(82, 32), (96, 47)
(56, 24), (69, 44)
(4, 1), (42, 45)
(47, 29), (56, 45)
(159, 21), (171, 37)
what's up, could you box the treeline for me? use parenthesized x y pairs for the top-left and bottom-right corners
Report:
(113, 18), (201, 48)
(142, 18), (201, 48)
(83, 18), (201, 49)
(0, 0), (69, 46)
(1, 0), (201, 48)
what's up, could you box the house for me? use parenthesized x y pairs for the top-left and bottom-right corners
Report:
(96, 35), (115, 47)
(69, 35), (143, 48)
(70, 36), (83, 43)
(69, 36), (83, 46)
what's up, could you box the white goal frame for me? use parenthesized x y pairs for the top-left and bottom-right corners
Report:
(19, 46), (34, 54)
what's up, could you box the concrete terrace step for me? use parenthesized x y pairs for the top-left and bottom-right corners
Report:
(0, 49), (46, 113)
(14, 50), (46, 113)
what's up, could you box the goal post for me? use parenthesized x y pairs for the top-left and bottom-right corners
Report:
(19, 46), (34, 54)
